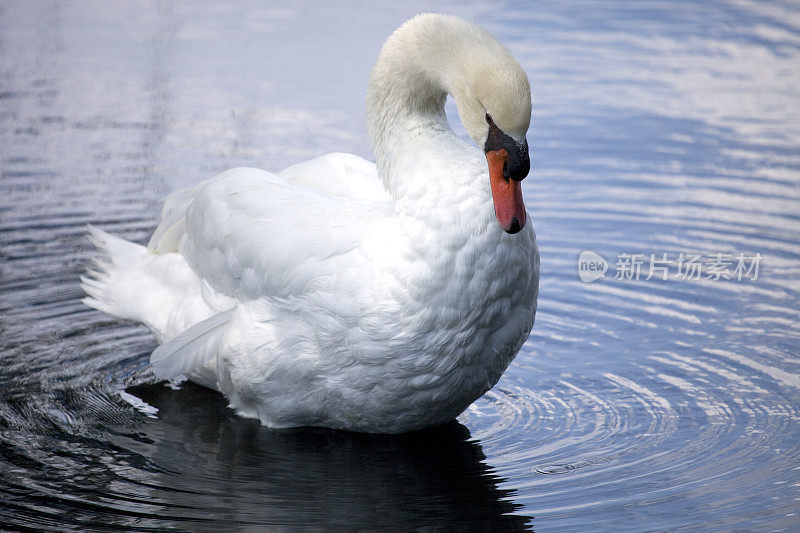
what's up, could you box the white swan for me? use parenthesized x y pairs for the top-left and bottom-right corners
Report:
(82, 13), (539, 433)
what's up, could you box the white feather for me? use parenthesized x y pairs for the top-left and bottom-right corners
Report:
(150, 309), (234, 380)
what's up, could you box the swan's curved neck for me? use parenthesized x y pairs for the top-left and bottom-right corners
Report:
(365, 17), (471, 195)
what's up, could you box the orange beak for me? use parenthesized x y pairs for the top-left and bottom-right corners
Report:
(487, 148), (526, 234)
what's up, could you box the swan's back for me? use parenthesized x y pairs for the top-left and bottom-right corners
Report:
(279, 152), (389, 202)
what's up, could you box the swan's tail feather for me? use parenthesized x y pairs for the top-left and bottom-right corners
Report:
(82, 225), (228, 380)
(150, 309), (234, 380)
(81, 226), (149, 320)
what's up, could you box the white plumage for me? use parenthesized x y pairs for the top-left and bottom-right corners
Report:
(82, 14), (540, 433)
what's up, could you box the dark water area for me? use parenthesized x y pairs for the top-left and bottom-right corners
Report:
(2, 1), (799, 530)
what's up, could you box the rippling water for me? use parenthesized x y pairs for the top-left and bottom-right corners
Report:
(2, 1), (799, 530)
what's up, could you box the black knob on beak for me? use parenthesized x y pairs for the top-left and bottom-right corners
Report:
(484, 118), (529, 182)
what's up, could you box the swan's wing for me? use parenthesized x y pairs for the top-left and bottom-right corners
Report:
(173, 166), (391, 301)
(278, 152), (389, 203)
(143, 157), (391, 377)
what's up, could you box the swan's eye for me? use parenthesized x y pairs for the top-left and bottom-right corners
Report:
(485, 113), (493, 125)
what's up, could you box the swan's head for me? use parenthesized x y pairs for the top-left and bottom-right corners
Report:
(439, 16), (532, 234)
(367, 14), (532, 234)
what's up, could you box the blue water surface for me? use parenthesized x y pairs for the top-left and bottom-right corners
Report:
(1, 1), (799, 530)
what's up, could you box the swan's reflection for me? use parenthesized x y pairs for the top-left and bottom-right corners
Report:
(127, 382), (532, 530)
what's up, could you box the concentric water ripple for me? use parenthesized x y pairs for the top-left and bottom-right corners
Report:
(2, 0), (800, 530)
(460, 359), (800, 528)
